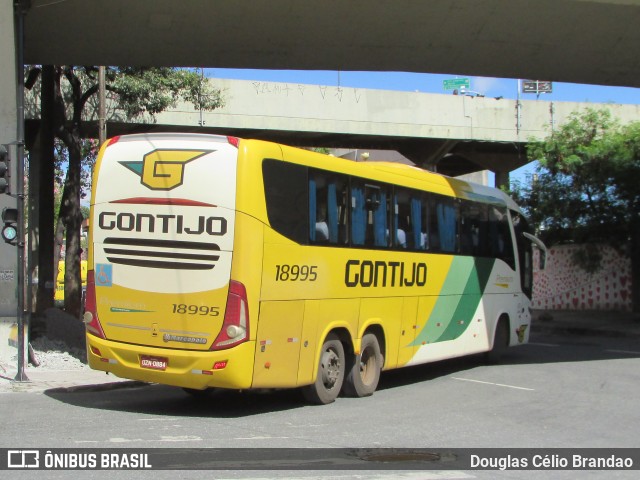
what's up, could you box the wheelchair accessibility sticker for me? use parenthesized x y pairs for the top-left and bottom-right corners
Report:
(96, 264), (113, 287)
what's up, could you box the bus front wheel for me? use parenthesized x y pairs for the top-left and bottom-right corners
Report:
(302, 333), (345, 405)
(342, 333), (382, 397)
(486, 316), (510, 364)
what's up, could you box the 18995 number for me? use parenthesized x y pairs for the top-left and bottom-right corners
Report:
(275, 264), (318, 282)
(172, 304), (220, 316)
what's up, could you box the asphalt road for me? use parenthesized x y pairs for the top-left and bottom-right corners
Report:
(2, 330), (640, 479)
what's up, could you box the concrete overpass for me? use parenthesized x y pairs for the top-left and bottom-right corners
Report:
(4, 0), (640, 179)
(73, 78), (640, 185)
(2, 0), (640, 319)
(19, 0), (640, 89)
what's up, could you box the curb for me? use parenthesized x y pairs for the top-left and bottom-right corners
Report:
(530, 323), (640, 339)
(44, 380), (149, 394)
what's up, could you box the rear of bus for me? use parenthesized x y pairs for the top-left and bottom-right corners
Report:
(85, 133), (254, 390)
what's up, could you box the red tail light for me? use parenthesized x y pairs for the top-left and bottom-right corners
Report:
(211, 280), (249, 350)
(106, 136), (121, 147)
(83, 270), (106, 339)
(227, 136), (240, 148)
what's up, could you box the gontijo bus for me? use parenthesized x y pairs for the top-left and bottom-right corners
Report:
(85, 133), (545, 404)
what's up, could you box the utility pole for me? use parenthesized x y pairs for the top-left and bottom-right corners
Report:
(98, 66), (106, 144)
(14, 0), (29, 382)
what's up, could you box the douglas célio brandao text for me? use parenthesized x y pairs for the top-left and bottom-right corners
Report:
(470, 453), (634, 470)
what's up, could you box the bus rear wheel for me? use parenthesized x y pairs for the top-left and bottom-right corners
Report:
(342, 333), (382, 397)
(302, 333), (345, 405)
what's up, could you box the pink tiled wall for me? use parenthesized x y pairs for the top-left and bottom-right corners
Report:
(533, 244), (632, 311)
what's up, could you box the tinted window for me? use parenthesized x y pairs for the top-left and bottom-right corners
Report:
(489, 206), (515, 269)
(511, 210), (533, 297)
(309, 170), (349, 245)
(262, 159), (308, 244)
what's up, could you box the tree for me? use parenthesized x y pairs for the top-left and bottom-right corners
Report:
(513, 108), (640, 313)
(27, 66), (224, 318)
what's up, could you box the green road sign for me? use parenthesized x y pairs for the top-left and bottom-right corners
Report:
(443, 78), (470, 90)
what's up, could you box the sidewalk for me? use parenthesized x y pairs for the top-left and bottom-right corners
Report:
(531, 309), (640, 338)
(0, 366), (143, 394)
(1, 309), (638, 394)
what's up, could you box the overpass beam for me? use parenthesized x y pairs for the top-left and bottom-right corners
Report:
(421, 139), (459, 171)
(399, 139), (460, 172)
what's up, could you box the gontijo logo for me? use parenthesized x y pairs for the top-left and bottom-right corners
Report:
(119, 149), (213, 191)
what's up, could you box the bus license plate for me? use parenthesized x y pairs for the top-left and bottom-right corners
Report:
(140, 355), (168, 371)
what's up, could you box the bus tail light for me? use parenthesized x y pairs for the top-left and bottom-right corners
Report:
(211, 280), (249, 350)
(83, 270), (106, 339)
(227, 136), (240, 148)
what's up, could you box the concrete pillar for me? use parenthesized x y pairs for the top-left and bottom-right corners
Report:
(494, 170), (510, 190)
(34, 67), (56, 314)
(0, 0), (18, 320)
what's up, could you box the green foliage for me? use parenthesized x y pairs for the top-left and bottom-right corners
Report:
(109, 67), (224, 119)
(513, 108), (640, 283)
(308, 147), (331, 155)
(515, 108), (639, 246)
(27, 65), (225, 317)
(52, 138), (98, 230)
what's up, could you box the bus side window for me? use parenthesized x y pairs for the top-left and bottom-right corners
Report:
(434, 195), (457, 253)
(511, 211), (533, 296)
(459, 200), (489, 257)
(395, 189), (427, 251)
(330, 176), (349, 245)
(351, 181), (366, 246)
(394, 189), (409, 249)
(365, 184), (388, 248)
(309, 175), (328, 243)
(351, 180), (390, 248)
(337, 183), (349, 244)
(412, 196), (428, 250)
(310, 170), (348, 245)
(489, 206), (515, 268)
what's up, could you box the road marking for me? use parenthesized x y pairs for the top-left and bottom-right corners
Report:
(234, 436), (291, 440)
(605, 349), (640, 355)
(528, 342), (560, 347)
(106, 436), (202, 443)
(452, 377), (534, 391)
(158, 435), (202, 442)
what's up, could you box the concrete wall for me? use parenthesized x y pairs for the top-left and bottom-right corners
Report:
(0, 0), (18, 319)
(533, 244), (632, 312)
(158, 78), (640, 143)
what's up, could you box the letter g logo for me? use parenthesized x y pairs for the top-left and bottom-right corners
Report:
(120, 149), (212, 191)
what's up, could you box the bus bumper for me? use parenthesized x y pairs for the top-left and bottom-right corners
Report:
(86, 334), (256, 390)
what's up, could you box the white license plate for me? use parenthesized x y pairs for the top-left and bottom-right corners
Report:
(140, 355), (168, 371)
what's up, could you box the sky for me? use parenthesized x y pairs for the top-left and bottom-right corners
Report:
(207, 68), (640, 105)
(205, 68), (640, 184)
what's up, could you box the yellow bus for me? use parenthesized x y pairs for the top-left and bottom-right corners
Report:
(54, 260), (87, 304)
(85, 133), (544, 404)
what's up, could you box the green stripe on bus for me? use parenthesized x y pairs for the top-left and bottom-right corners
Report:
(411, 257), (495, 345)
(436, 257), (495, 342)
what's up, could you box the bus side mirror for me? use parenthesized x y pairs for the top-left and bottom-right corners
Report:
(538, 249), (546, 270)
(523, 232), (547, 270)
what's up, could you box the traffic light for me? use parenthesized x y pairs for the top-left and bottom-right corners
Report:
(0, 145), (9, 194)
(2, 207), (18, 244)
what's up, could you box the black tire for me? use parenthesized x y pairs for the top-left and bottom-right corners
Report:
(342, 333), (382, 397)
(485, 317), (510, 364)
(302, 333), (345, 405)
